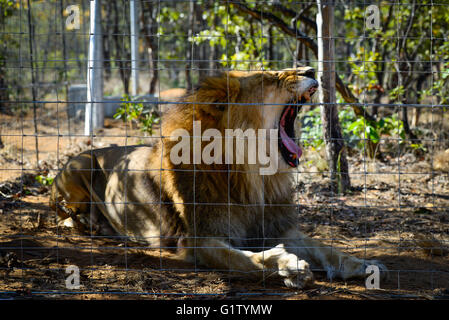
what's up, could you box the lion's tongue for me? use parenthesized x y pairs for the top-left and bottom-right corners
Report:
(279, 106), (302, 159)
(280, 126), (302, 159)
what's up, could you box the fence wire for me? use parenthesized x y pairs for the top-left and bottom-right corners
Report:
(0, 0), (448, 300)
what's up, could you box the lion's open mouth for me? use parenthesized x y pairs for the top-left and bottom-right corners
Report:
(279, 85), (317, 167)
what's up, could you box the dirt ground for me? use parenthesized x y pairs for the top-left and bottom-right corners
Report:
(0, 103), (448, 300)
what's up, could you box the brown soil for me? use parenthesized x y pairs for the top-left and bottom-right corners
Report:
(0, 104), (448, 300)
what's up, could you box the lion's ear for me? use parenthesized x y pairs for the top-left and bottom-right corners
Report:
(189, 75), (240, 122)
(195, 76), (240, 109)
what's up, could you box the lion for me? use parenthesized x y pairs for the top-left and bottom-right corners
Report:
(50, 67), (387, 288)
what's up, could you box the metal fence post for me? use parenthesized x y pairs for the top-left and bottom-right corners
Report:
(130, 0), (139, 96)
(85, 0), (104, 136)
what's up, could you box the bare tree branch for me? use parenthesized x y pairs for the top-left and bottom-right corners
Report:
(231, 1), (376, 123)
(272, 2), (317, 32)
(232, 2), (318, 53)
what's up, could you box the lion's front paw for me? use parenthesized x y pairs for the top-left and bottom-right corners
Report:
(277, 253), (314, 288)
(337, 258), (389, 281)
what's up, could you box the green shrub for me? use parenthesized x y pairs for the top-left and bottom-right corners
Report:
(300, 107), (409, 154)
(35, 175), (53, 186)
(114, 94), (160, 136)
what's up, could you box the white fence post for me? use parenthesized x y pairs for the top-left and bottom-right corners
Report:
(85, 0), (104, 136)
(130, 0), (139, 96)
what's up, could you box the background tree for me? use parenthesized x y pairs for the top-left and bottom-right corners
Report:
(317, 0), (350, 193)
(1, 0), (448, 189)
(0, 0), (18, 116)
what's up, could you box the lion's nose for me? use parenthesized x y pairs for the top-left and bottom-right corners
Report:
(309, 79), (319, 89)
(306, 79), (319, 97)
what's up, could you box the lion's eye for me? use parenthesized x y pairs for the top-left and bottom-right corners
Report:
(299, 71), (315, 79)
(306, 72), (316, 79)
(295, 68), (316, 79)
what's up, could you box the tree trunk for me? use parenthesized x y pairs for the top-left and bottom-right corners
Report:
(395, 60), (418, 142)
(141, 1), (158, 95)
(412, 73), (428, 127)
(208, 0), (219, 76)
(185, 1), (195, 90)
(113, 1), (130, 94)
(268, 26), (274, 68)
(195, 7), (208, 81)
(209, 43), (216, 76)
(60, 0), (71, 139)
(317, 0), (350, 194)
(0, 21), (8, 115)
(401, 104), (417, 141)
(103, 1), (113, 80)
(27, 0), (39, 168)
(0, 72), (9, 115)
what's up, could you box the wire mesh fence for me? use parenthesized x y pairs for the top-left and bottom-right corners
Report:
(0, 0), (448, 300)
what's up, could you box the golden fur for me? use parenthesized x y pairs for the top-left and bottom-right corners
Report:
(51, 67), (387, 288)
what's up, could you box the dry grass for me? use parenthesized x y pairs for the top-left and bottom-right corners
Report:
(0, 104), (448, 300)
